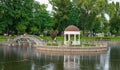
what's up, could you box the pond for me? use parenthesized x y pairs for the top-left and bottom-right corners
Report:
(0, 45), (119, 70)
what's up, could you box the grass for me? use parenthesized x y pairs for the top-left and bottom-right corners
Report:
(0, 36), (7, 42)
(39, 36), (64, 41)
(0, 35), (120, 42)
(40, 36), (120, 41)
(0, 35), (17, 42)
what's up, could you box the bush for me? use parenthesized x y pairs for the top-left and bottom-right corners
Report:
(80, 30), (84, 38)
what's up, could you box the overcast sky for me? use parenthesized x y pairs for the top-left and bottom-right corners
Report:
(35, 0), (52, 11)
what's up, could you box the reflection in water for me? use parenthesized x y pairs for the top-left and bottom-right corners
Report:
(63, 53), (108, 70)
(104, 47), (110, 70)
(64, 55), (80, 70)
(110, 45), (120, 70)
(0, 46), (120, 70)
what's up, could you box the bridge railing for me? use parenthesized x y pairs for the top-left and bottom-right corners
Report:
(9, 35), (44, 46)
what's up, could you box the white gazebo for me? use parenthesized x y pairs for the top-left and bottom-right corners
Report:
(64, 25), (80, 45)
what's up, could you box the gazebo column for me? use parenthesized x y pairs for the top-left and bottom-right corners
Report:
(68, 34), (70, 41)
(74, 34), (76, 44)
(78, 34), (80, 44)
(64, 34), (66, 44)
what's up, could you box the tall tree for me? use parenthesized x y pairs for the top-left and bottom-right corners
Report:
(49, 0), (109, 36)
(108, 2), (120, 35)
(110, 16), (120, 35)
(0, 0), (53, 35)
(28, 2), (53, 35)
(0, 0), (34, 34)
(49, 0), (73, 32)
(76, 0), (108, 35)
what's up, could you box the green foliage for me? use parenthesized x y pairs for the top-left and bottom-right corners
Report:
(110, 16), (120, 35)
(49, 0), (111, 36)
(109, 3), (120, 36)
(92, 17), (103, 33)
(80, 31), (84, 38)
(49, 0), (76, 32)
(30, 26), (39, 34)
(0, 0), (53, 35)
(0, 0), (120, 37)
(16, 23), (27, 34)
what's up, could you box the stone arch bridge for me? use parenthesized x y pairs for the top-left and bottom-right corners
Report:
(10, 35), (43, 46)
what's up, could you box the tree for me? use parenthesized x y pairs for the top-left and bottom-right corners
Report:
(30, 26), (39, 34)
(76, 0), (108, 35)
(0, 0), (34, 35)
(49, 0), (73, 32)
(27, 2), (53, 34)
(16, 22), (27, 34)
(110, 16), (120, 36)
(108, 2), (120, 36)
(0, 0), (53, 35)
(92, 17), (103, 33)
(68, 3), (80, 26)
(49, 0), (109, 36)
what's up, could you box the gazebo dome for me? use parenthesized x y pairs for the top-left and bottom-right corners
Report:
(65, 25), (79, 31)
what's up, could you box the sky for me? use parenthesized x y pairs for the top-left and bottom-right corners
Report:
(35, 0), (52, 11)
(108, 0), (120, 3)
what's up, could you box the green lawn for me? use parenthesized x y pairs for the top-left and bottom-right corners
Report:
(0, 35), (17, 42)
(39, 36), (120, 41)
(0, 35), (120, 42)
(0, 36), (7, 42)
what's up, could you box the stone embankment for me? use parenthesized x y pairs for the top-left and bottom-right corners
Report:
(0, 41), (109, 52)
(35, 46), (107, 52)
(1, 40), (119, 52)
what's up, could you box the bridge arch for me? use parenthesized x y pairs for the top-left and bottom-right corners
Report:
(11, 35), (43, 46)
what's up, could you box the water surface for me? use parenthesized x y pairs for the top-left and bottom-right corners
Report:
(0, 45), (119, 70)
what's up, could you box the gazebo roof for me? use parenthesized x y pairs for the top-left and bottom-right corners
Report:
(64, 25), (79, 31)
